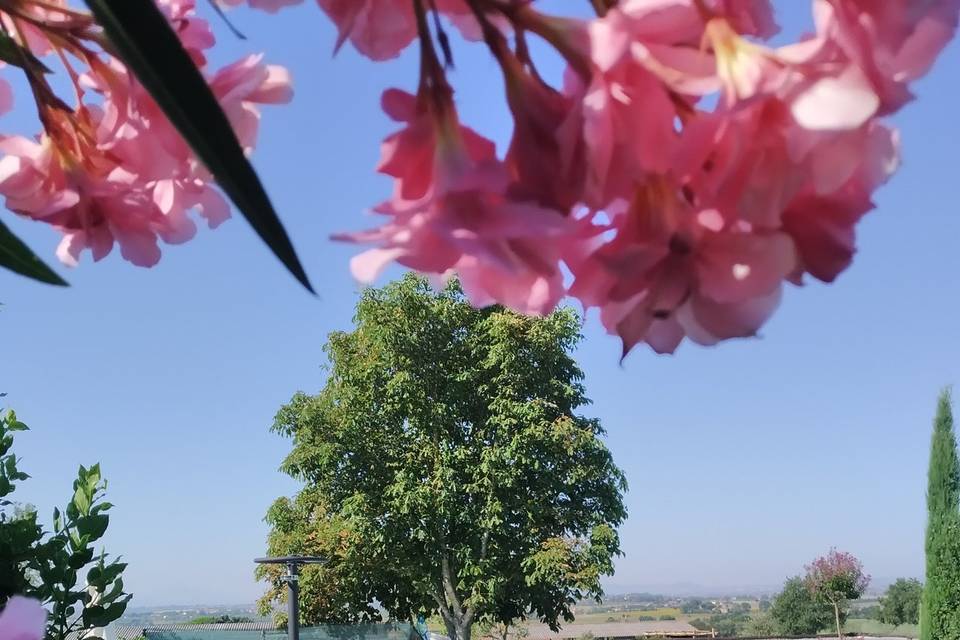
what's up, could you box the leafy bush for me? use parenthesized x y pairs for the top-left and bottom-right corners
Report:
(688, 618), (709, 631)
(854, 604), (881, 620)
(769, 576), (834, 636)
(745, 613), (778, 636)
(680, 599), (716, 614)
(189, 615), (255, 624)
(0, 408), (130, 640)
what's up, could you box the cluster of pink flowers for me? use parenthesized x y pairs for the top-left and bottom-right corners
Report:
(0, 0), (291, 268)
(0, 596), (46, 640)
(272, 0), (954, 355)
(0, 1), (956, 355)
(804, 548), (870, 598)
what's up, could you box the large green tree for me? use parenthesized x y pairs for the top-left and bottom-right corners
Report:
(769, 576), (834, 636)
(258, 275), (627, 640)
(880, 578), (922, 626)
(921, 389), (960, 640)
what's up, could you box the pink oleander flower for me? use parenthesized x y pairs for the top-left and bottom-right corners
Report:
(376, 88), (494, 201)
(158, 0), (217, 67)
(346, 165), (579, 316)
(0, 596), (46, 640)
(708, 0), (778, 38)
(315, 0), (490, 61)
(494, 44), (586, 214)
(0, 129), (183, 267)
(315, 0), (419, 61)
(782, 120), (899, 283)
(814, 0), (960, 116)
(338, 87), (577, 315)
(218, 0), (304, 13)
(0, 0), (953, 358)
(639, 12), (881, 132)
(0, 1), (290, 269)
(582, 3), (696, 207)
(209, 54), (294, 151)
(569, 177), (796, 354)
(0, 1), (73, 57)
(672, 98), (806, 230)
(0, 68), (12, 118)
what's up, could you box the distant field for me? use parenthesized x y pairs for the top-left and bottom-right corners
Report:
(573, 607), (683, 623)
(844, 618), (919, 638)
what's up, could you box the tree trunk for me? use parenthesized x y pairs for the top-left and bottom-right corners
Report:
(833, 601), (842, 639)
(436, 551), (475, 640)
(440, 615), (473, 640)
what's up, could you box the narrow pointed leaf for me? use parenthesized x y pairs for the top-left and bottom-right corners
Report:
(0, 32), (52, 74)
(0, 219), (68, 286)
(83, 0), (314, 292)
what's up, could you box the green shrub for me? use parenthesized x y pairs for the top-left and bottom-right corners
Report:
(0, 408), (130, 640)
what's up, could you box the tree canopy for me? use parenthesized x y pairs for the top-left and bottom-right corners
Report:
(769, 576), (834, 636)
(803, 549), (869, 639)
(880, 578), (922, 626)
(258, 275), (627, 640)
(921, 389), (960, 640)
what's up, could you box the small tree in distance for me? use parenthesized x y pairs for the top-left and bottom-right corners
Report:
(880, 578), (922, 626)
(804, 549), (869, 638)
(769, 577), (834, 636)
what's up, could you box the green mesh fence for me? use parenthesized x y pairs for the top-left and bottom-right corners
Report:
(143, 623), (419, 640)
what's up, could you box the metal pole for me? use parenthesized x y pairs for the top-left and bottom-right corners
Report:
(255, 556), (322, 640)
(287, 562), (300, 640)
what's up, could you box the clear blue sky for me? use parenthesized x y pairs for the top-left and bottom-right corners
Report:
(1, 1), (958, 606)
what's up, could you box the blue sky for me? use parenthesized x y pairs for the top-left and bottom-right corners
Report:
(1, 1), (959, 606)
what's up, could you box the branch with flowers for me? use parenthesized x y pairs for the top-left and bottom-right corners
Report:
(0, 0), (956, 357)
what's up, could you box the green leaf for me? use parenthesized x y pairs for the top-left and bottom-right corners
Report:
(8, 420), (29, 432)
(75, 514), (109, 541)
(0, 31), (52, 74)
(0, 219), (68, 286)
(83, 0), (313, 293)
(69, 546), (94, 570)
(83, 599), (129, 628)
(72, 484), (92, 516)
(92, 501), (114, 515)
(90, 561), (126, 588)
(101, 577), (125, 604)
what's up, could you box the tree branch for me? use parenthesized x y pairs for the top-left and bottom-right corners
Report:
(479, 530), (490, 561)
(441, 552), (465, 620)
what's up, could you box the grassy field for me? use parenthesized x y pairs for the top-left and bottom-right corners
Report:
(572, 607), (683, 624)
(844, 617), (919, 638)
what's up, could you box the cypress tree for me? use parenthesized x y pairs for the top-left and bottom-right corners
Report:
(921, 388), (960, 640)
